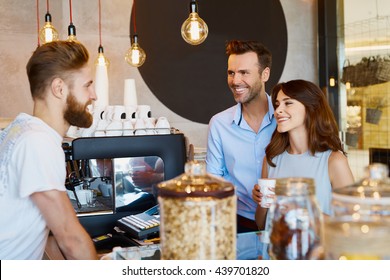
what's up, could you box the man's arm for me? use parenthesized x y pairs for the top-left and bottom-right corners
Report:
(205, 121), (226, 177)
(31, 190), (98, 260)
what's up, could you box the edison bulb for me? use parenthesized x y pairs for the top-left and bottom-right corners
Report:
(39, 13), (59, 44)
(125, 35), (146, 67)
(67, 34), (78, 42)
(181, 12), (208, 45)
(181, 1), (208, 45)
(95, 46), (110, 67)
(67, 23), (78, 42)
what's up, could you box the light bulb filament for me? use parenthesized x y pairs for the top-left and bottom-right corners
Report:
(39, 21), (59, 44)
(125, 35), (146, 67)
(132, 47), (140, 65)
(95, 52), (109, 67)
(190, 19), (200, 40)
(44, 24), (54, 42)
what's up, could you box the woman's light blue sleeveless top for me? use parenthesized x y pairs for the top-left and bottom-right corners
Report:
(268, 150), (333, 215)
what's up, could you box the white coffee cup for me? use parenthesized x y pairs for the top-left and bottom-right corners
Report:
(98, 183), (112, 197)
(134, 118), (147, 135)
(155, 117), (170, 134)
(103, 105), (115, 121)
(143, 118), (156, 135)
(123, 120), (133, 130)
(110, 105), (125, 121)
(93, 104), (106, 120)
(96, 119), (109, 130)
(258, 178), (276, 208)
(125, 105), (137, 119)
(75, 189), (89, 205)
(137, 105), (151, 119)
(105, 120), (123, 136)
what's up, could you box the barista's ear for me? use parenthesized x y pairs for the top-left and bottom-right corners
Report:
(51, 78), (65, 99)
(261, 67), (270, 82)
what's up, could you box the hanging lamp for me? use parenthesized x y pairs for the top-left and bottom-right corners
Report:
(94, 0), (110, 108)
(67, 0), (78, 42)
(181, 0), (208, 45)
(39, 0), (59, 44)
(95, 0), (109, 66)
(36, 0), (40, 47)
(125, 0), (146, 67)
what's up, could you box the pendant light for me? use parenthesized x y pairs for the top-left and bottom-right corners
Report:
(94, 0), (109, 108)
(181, 0), (208, 45)
(39, 0), (59, 44)
(125, 0), (146, 67)
(95, 0), (109, 66)
(67, 0), (77, 42)
(36, 0), (40, 47)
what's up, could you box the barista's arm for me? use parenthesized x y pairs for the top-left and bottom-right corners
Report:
(31, 190), (98, 260)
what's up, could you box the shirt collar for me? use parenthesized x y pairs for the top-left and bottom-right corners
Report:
(233, 103), (243, 125)
(266, 93), (275, 121)
(232, 93), (275, 125)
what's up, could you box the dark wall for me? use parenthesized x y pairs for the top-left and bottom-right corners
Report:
(133, 0), (288, 124)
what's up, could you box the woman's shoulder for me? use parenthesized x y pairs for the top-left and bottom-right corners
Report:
(328, 150), (355, 189)
(328, 151), (353, 175)
(329, 150), (347, 160)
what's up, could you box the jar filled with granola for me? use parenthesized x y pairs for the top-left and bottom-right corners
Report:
(157, 161), (236, 260)
(323, 163), (390, 260)
(267, 177), (323, 260)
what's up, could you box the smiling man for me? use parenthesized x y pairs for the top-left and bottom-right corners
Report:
(0, 41), (98, 259)
(206, 40), (276, 260)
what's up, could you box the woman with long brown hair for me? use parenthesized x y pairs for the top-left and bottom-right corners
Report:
(252, 79), (354, 229)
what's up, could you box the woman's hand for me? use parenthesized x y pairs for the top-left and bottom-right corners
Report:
(252, 183), (263, 204)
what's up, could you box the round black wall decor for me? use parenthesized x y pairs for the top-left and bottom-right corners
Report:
(134, 0), (287, 124)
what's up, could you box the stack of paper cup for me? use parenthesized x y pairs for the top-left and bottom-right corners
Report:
(155, 117), (170, 134)
(95, 65), (109, 108)
(124, 79), (138, 107)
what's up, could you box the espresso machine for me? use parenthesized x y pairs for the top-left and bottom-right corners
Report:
(63, 132), (187, 244)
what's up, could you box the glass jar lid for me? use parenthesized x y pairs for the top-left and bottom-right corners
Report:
(157, 161), (234, 198)
(333, 163), (390, 205)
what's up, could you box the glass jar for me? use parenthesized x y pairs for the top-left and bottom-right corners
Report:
(323, 163), (390, 260)
(267, 177), (323, 260)
(157, 161), (236, 260)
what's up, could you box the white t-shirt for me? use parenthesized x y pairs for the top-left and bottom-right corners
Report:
(0, 113), (66, 259)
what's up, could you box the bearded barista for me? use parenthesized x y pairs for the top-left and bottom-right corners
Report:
(0, 41), (98, 260)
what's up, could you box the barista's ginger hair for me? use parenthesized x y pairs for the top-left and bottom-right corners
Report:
(226, 40), (272, 73)
(266, 79), (345, 167)
(26, 40), (89, 100)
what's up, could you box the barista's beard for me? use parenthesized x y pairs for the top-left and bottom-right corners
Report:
(64, 92), (93, 128)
